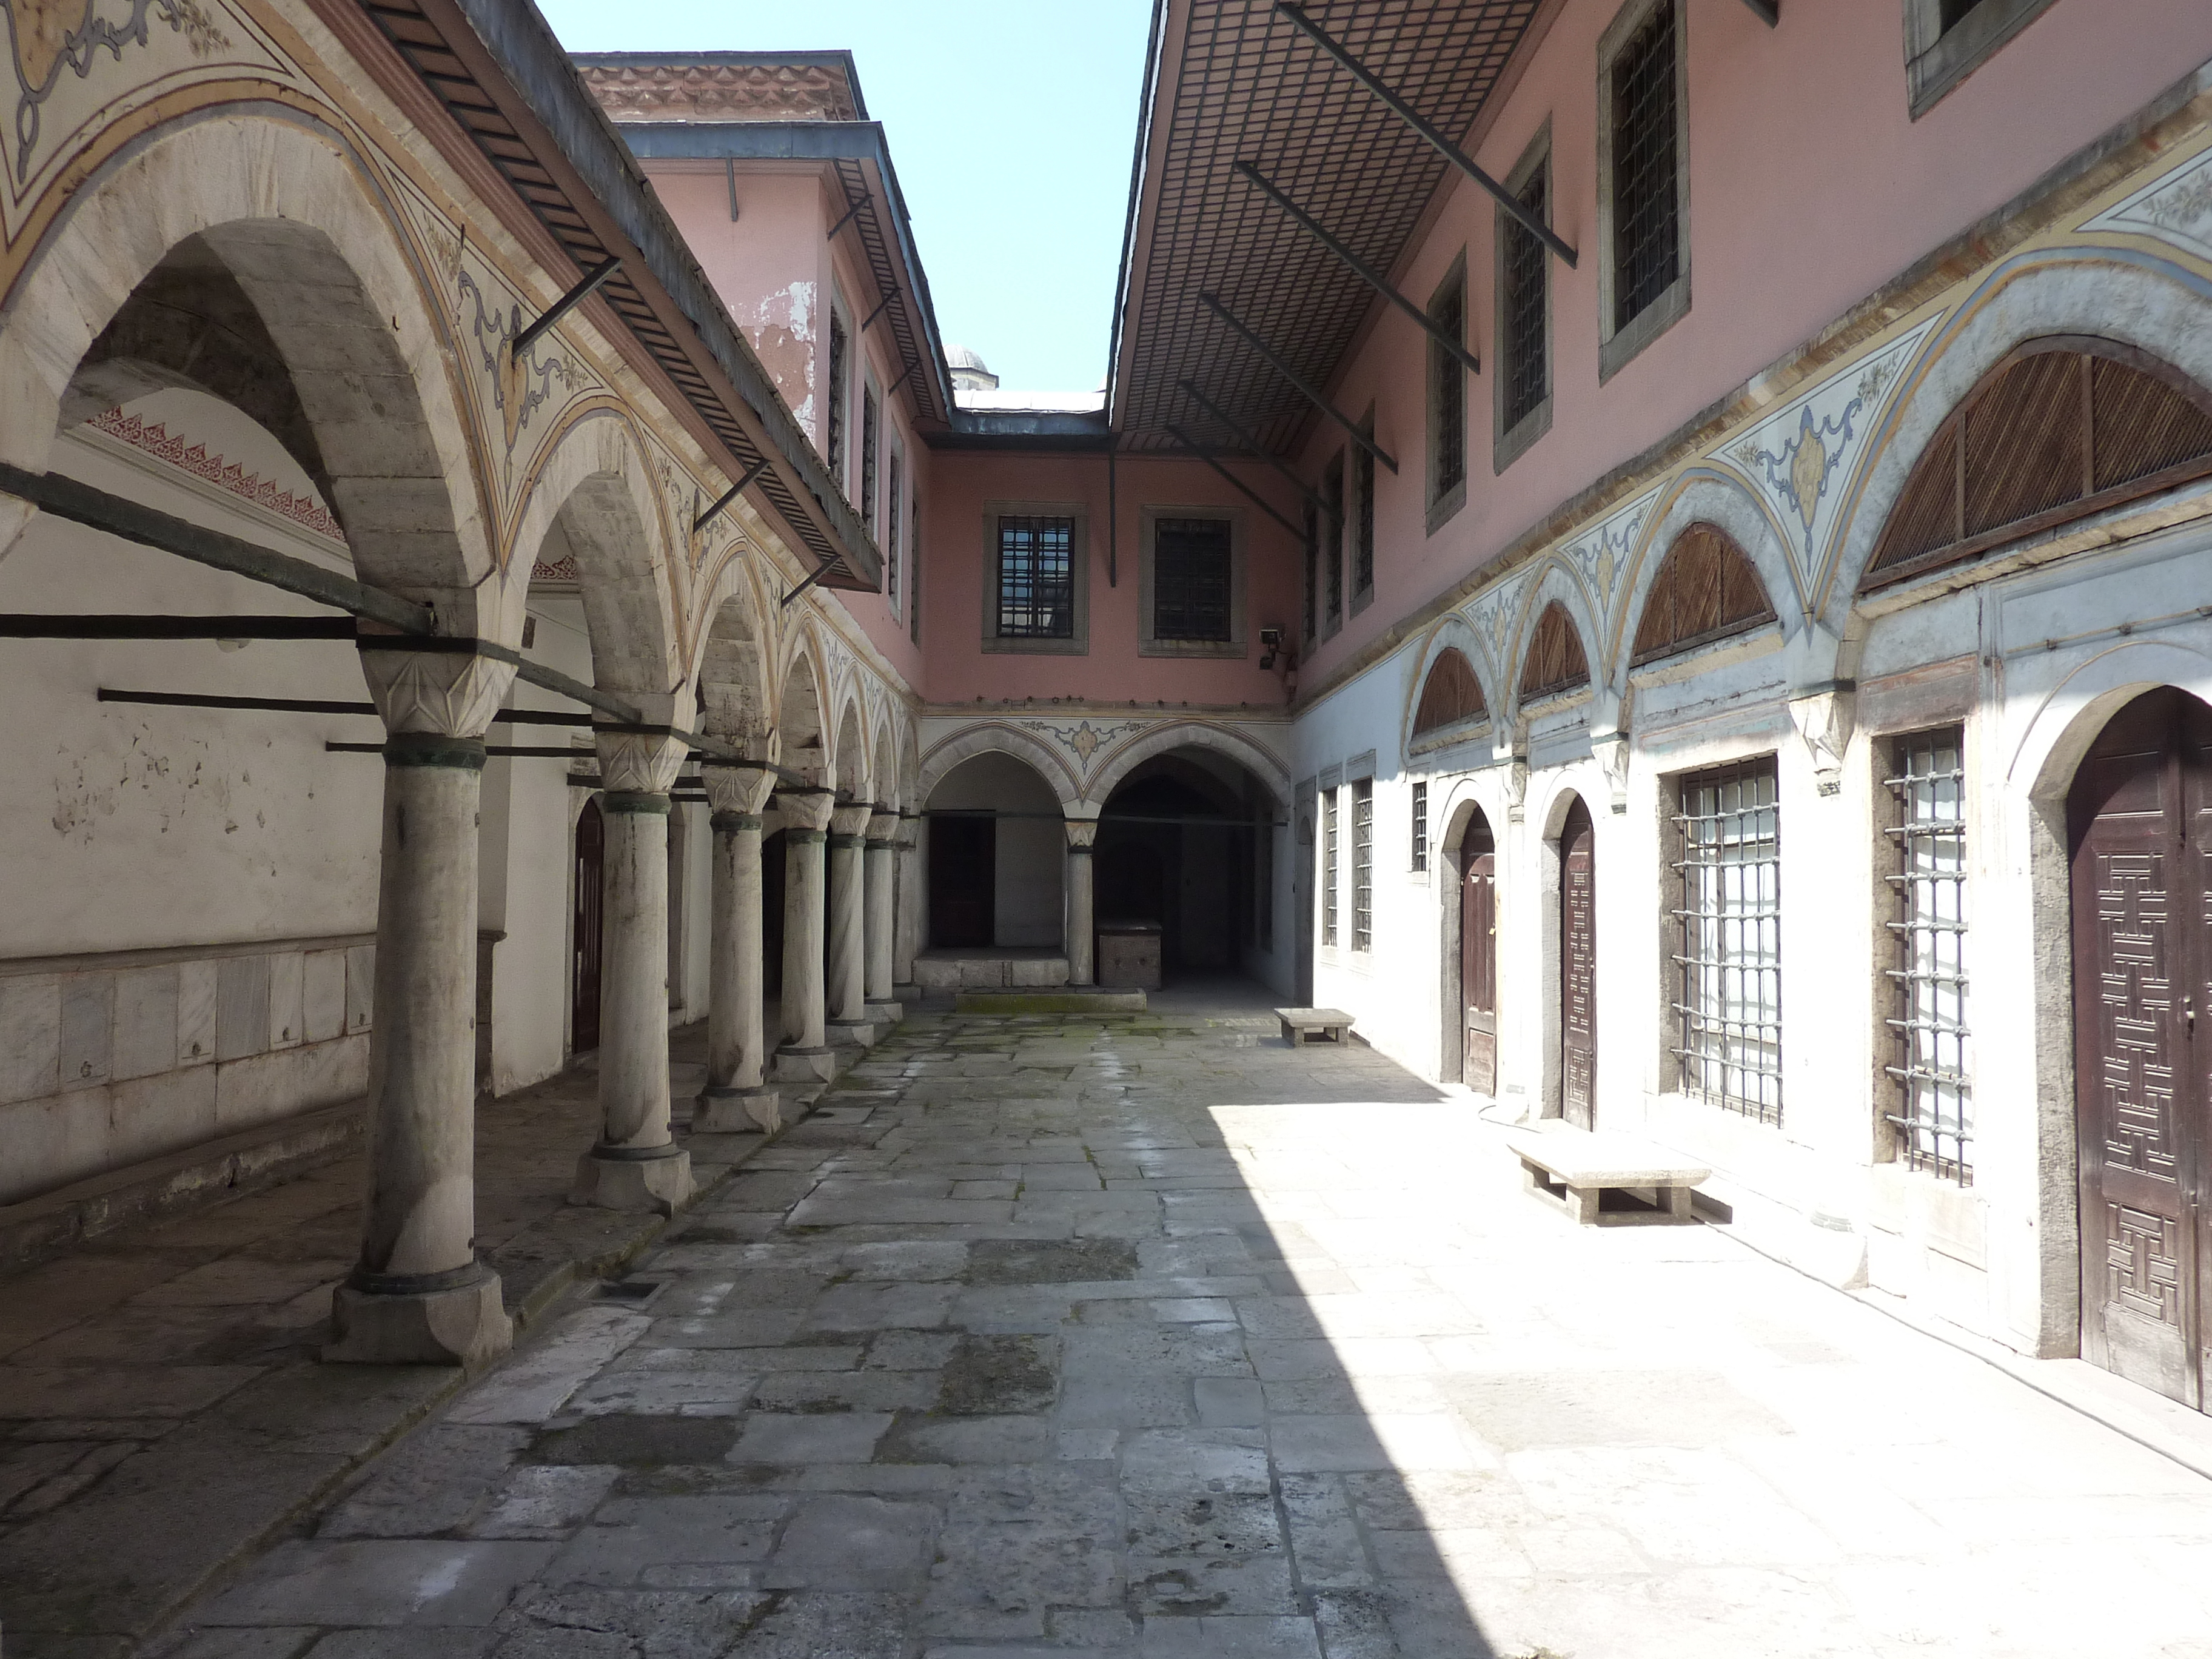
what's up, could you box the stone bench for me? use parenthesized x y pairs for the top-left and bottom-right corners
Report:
(1275, 1007), (1355, 1047)
(1507, 1128), (1711, 1226)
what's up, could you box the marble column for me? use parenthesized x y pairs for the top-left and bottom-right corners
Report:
(570, 727), (695, 1216)
(825, 801), (875, 1044)
(893, 809), (922, 999)
(864, 809), (899, 1015)
(327, 642), (516, 1366)
(695, 760), (781, 1134)
(774, 786), (837, 1081)
(1064, 816), (1099, 987)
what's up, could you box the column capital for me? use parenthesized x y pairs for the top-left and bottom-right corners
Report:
(773, 786), (837, 834)
(357, 638), (517, 739)
(866, 811), (900, 844)
(1064, 816), (1101, 851)
(896, 809), (920, 851)
(701, 760), (777, 817)
(829, 802), (875, 839)
(594, 726), (689, 796)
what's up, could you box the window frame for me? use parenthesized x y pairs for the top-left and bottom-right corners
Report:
(1301, 497), (1319, 647)
(1667, 754), (1783, 1126)
(1904, 0), (2059, 118)
(1321, 787), (1339, 950)
(1322, 450), (1347, 637)
(1596, 0), (1691, 385)
(1410, 779), (1429, 873)
(885, 441), (903, 619)
(860, 375), (880, 528)
(1138, 504), (1247, 659)
(980, 498), (1089, 655)
(1426, 253), (1470, 532)
(1352, 779), (1373, 952)
(825, 296), (852, 479)
(1351, 409), (1377, 615)
(1493, 122), (1555, 474)
(908, 490), (922, 645)
(1882, 726), (1973, 1183)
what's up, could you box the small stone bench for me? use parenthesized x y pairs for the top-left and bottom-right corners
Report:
(1507, 1129), (1711, 1226)
(1275, 1007), (1355, 1047)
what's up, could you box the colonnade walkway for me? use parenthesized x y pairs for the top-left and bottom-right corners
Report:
(45, 987), (2212, 1656)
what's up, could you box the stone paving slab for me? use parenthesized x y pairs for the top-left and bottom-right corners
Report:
(66, 983), (2212, 1657)
(0, 1022), (812, 1658)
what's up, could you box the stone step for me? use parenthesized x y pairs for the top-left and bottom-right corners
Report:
(955, 988), (1148, 1014)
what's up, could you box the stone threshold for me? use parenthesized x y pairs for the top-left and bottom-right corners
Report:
(0, 1016), (893, 1656)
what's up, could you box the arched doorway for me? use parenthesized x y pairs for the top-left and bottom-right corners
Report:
(2069, 685), (2212, 1410)
(924, 752), (1063, 951)
(1098, 749), (1275, 985)
(1559, 796), (1597, 1130)
(572, 797), (605, 1053)
(1460, 810), (1498, 1093)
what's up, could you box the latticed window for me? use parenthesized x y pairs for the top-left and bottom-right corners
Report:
(1301, 498), (1318, 642)
(1672, 759), (1783, 1124)
(1502, 163), (1549, 433)
(1323, 454), (1345, 627)
(886, 451), (902, 613)
(1886, 729), (1972, 1182)
(908, 495), (922, 643)
(1430, 272), (1467, 501)
(826, 310), (848, 473)
(1153, 517), (1232, 641)
(996, 516), (1074, 639)
(1352, 780), (1373, 951)
(1354, 441), (1375, 597)
(1410, 780), (1429, 872)
(1610, 0), (1680, 334)
(1321, 789), (1339, 947)
(860, 387), (879, 523)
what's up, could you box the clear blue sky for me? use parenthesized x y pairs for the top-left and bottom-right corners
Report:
(540, 0), (1153, 392)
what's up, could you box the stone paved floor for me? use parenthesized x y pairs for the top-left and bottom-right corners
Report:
(133, 983), (2212, 1658)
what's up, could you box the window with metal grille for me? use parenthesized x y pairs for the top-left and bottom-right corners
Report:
(1352, 780), (1373, 951)
(1323, 453), (1345, 628)
(1153, 517), (1232, 641)
(1302, 498), (1318, 642)
(1321, 789), (1339, 948)
(908, 495), (921, 644)
(1502, 163), (1549, 434)
(1672, 758), (1783, 1124)
(1610, 0), (1680, 335)
(826, 310), (848, 473)
(1429, 270), (1467, 506)
(860, 386), (879, 524)
(1906, 0), (2059, 116)
(886, 449), (902, 615)
(1354, 437), (1375, 600)
(1410, 780), (1428, 873)
(1886, 728), (1971, 1182)
(996, 516), (1074, 639)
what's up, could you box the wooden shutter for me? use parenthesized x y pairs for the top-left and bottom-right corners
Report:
(1518, 601), (1591, 702)
(1414, 648), (1488, 736)
(1630, 522), (1777, 666)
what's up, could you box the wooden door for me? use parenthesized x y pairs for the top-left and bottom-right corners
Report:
(1560, 797), (1597, 1130)
(1461, 813), (1498, 1093)
(2071, 686), (2212, 1410)
(930, 815), (995, 948)
(572, 797), (604, 1052)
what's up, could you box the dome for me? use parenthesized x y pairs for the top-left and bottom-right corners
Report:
(945, 343), (988, 372)
(944, 344), (999, 394)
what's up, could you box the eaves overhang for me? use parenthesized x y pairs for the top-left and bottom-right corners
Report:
(930, 411), (1116, 454)
(342, 0), (882, 592)
(608, 119), (957, 428)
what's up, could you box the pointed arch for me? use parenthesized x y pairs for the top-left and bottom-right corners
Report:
(694, 558), (771, 757)
(1084, 720), (1290, 816)
(1629, 521), (1778, 667)
(871, 711), (900, 813)
(1826, 250), (2212, 620)
(1615, 468), (1797, 675)
(917, 723), (1081, 811)
(0, 110), (493, 606)
(777, 638), (829, 785)
(833, 695), (870, 799)
(1518, 600), (1592, 703)
(514, 411), (682, 694)
(1862, 336), (2212, 591)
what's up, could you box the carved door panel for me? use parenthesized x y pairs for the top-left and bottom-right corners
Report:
(1461, 814), (1497, 1093)
(572, 797), (604, 1053)
(1561, 798), (1597, 1131)
(2071, 687), (2209, 1411)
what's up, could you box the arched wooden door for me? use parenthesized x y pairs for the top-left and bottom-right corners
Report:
(2070, 686), (2212, 1410)
(1460, 811), (1498, 1093)
(572, 797), (605, 1053)
(1560, 797), (1597, 1130)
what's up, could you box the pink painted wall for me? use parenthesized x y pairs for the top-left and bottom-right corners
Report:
(645, 156), (927, 689)
(1296, 0), (2212, 682)
(920, 448), (1302, 709)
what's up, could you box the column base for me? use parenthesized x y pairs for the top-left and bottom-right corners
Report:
(569, 1144), (695, 1216)
(826, 1016), (881, 1048)
(324, 1264), (512, 1367)
(774, 1044), (838, 1082)
(892, 982), (922, 1003)
(694, 1084), (784, 1134)
(865, 998), (904, 1024)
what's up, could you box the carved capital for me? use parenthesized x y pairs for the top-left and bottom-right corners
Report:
(830, 802), (875, 838)
(1064, 817), (1100, 851)
(895, 811), (920, 851)
(1502, 756), (1530, 824)
(867, 811), (900, 843)
(701, 760), (777, 817)
(1591, 730), (1631, 816)
(1788, 684), (1857, 798)
(357, 642), (517, 739)
(594, 727), (689, 795)
(773, 787), (836, 833)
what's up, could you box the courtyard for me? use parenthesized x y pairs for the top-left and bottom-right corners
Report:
(85, 989), (2212, 1658)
